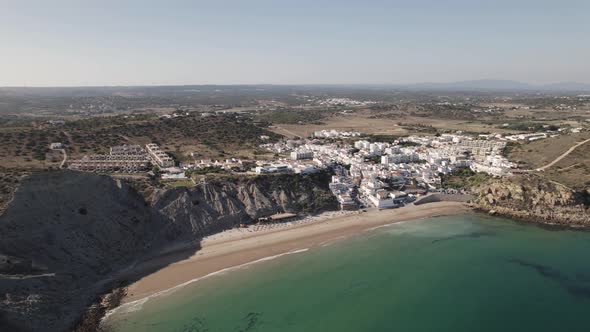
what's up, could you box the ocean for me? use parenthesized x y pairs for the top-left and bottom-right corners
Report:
(105, 214), (590, 332)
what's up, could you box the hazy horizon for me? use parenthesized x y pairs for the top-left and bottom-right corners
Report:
(1, 79), (589, 89)
(2, 0), (589, 86)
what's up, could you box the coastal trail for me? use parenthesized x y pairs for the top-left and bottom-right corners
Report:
(535, 138), (590, 171)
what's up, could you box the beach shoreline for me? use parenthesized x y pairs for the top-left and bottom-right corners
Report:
(116, 202), (470, 308)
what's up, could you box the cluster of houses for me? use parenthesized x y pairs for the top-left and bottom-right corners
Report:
(312, 129), (362, 139)
(503, 127), (582, 142)
(258, 132), (518, 209)
(329, 166), (358, 210)
(67, 123), (586, 209)
(69, 145), (150, 173)
(317, 97), (376, 107)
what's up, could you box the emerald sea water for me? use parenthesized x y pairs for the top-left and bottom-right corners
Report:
(106, 214), (590, 332)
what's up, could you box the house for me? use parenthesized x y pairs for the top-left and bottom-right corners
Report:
(50, 142), (63, 150)
(368, 190), (396, 209)
(390, 191), (408, 204)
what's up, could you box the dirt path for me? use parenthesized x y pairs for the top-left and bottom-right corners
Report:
(58, 149), (67, 169)
(271, 125), (302, 138)
(536, 138), (590, 171)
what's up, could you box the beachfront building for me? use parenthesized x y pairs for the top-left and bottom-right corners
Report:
(368, 190), (396, 209)
(330, 173), (359, 210)
(390, 191), (409, 204)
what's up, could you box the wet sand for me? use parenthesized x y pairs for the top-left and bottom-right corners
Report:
(123, 202), (470, 303)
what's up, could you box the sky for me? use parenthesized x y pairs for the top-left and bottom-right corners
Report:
(1, 0), (589, 86)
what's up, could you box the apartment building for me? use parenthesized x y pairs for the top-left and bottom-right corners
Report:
(145, 143), (175, 168)
(290, 150), (314, 160)
(69, 154), (150, 172)
(110, 145), (145, 155)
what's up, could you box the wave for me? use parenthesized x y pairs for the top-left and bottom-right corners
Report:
(367, 220), (411, 231)
(102, 247), (310, 321)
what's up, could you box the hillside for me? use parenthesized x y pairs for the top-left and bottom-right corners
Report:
(0, 113), (282, 168)
(0, 170), (337, 332)
(508, 132), (590, 188)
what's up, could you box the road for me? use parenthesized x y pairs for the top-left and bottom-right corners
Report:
(58, 149), (68, 169)
(536, 138), (590, 171)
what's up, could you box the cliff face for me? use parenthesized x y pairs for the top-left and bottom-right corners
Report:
(151, 173), (338, 240)
(471, 174), (590, 226)
(0, 171), (162, 332)
(0, 171), (337, 332)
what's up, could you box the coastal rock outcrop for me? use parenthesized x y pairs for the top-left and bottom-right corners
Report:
(150, 173), (338, 240)
(471, 174), (590, 226)
(0, 170), (337, 332)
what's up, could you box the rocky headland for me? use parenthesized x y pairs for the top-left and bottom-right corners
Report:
(0, 170), (337, 332)
(471, 174), (590, 226)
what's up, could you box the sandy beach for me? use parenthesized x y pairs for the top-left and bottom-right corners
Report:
(123, 202), (470, 304)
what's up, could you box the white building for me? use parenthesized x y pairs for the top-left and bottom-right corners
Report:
(110, 145), (144, 155)
(145, 143), (175, 167)
(255, 164), (291, 174)
(50, 142), (63, 150)
(290, 150), (314, 160)
(368, 190), (396, 209)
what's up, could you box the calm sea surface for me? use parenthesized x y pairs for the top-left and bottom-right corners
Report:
(106, 214), (590, 332)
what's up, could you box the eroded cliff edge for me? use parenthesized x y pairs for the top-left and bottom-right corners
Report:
(0, 170), (337, 332)
(471, 174), (590, 226)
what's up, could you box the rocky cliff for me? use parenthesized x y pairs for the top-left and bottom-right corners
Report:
(0, 170), (337, 332)
(471, 174), (590, 226)
(150, 173), (337, 241)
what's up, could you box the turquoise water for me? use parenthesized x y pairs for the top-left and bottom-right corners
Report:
(107, 215), (590, 332)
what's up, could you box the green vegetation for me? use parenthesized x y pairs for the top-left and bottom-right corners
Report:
(441, 168), (491, 189)
(499, 122), (559, 132)
(366, 134), (402, 143)
(258, 109), (331, 124)
(398, 141), (421, 147)
(0, 113), (283, 168)
(0, 167), (31, 215)
(164, 179), (195, 188)
(187, 167), (228, 176)
(398, 122), (438, 134)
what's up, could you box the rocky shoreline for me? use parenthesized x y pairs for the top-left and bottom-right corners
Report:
(73, 287), (127, 332)
(470, 174), (590, 227)
(2, 171), (588, 331)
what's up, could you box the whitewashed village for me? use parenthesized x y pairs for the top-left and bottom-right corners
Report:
(62, 125), (567, 211)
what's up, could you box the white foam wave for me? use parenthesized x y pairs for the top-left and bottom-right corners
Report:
(102, 247), (310, 321)
(319, 236), (347, 247)
(367, 220), (411, 231)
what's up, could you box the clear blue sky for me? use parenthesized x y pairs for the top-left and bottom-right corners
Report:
(1, 0), (589, 86)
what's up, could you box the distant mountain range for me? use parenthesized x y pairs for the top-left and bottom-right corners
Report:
(399, 79), (590, 92)
(2, 80), (590, 96)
